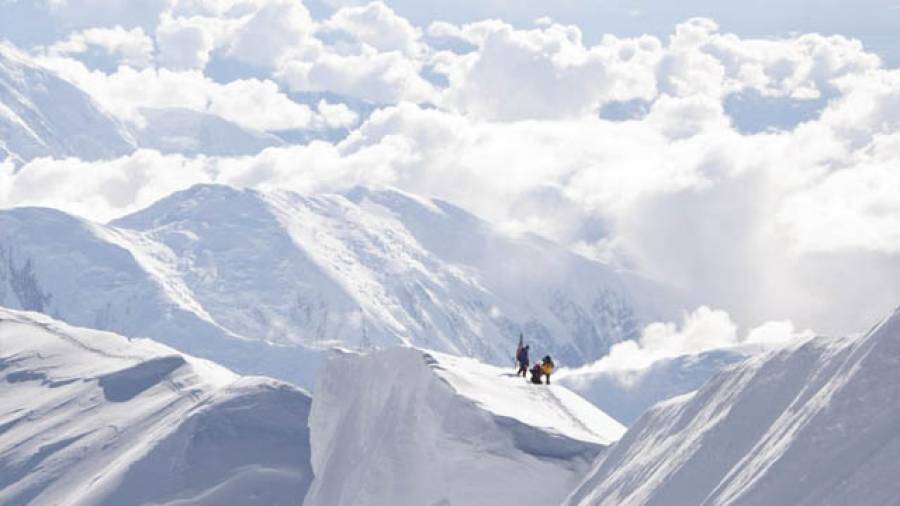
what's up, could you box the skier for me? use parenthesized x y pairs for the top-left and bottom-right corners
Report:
(541, 356), (555, 385)
(516, 344), (530, 377)
(530, 362), (544, 384)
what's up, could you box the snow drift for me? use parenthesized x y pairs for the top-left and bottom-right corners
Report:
(306, 347), (625, 506)
(0, 308), (313, 506)
(0, 183), (678, 388)
(563, 306), (900, 506)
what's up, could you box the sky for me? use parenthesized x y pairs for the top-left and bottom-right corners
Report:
(1, 0), (899, 342)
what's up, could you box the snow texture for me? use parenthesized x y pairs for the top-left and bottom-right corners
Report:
(0, 183), (678, 389)
(306, 346), (625, 506)
(0, 307), (313, 506)
(0, 45), (135, 166)
(563, 306), (900, 506)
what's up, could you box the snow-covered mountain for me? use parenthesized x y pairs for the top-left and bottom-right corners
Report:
(0, 44), (135, 166)
(0, 184), (679, 388)
(562, 307), (900, 506)
(306, 347), (625, 506)
(134, 107), (285, 157)
(0, 307), (313, 506)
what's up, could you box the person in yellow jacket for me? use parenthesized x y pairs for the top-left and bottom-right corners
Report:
(541, 356), (555, 385)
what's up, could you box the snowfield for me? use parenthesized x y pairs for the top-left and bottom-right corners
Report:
(0, 183), (679, 389)
(306, 347), (625, 506)
(563, 306), (900, 506)
(0, 308), (313, 506)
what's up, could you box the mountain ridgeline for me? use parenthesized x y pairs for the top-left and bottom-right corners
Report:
(0, 184), (679, 388)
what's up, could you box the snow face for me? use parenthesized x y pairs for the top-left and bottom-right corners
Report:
(134, 107), (285, 157)
(0, 45), (135, 165)
(306, 347), (625, 506)
(0, 206), (324, 387)
(0, 183), (678, 390)
(0, 307), (313, 506)
(563, 307), (900, 506)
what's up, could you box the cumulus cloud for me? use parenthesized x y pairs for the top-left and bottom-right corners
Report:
(557, 306), (815, 377)
(320, 1), (423, 57)
(35, 55), (355, 132)
(45, 26), (155, 69)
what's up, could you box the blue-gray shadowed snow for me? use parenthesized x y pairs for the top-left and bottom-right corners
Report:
(305, 347), (625, 506)
(0, 308), (313, 506)
(562, 306), (900, 506)
(134, 107), (285, 157)
(0, 44), (136, 167)
(0, 183), (681, 390)
(557, 348), (748, 424)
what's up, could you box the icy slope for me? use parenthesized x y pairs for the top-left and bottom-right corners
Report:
(134, 107), (284, 156)
(563, 307), (900, 506)
(306, 347), (625, 506)
(0, 44), (135, 165)
(0, 308), (312, 506)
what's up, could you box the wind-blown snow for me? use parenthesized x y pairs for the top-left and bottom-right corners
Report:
(0, 307), (313, 506)
(0, 183), (679, 389)
(306, 347), (624, 506)
(557, 348), (748, 424)
(563, 306), (900, 506)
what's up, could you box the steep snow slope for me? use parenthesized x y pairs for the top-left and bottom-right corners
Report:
(563, 307), (900, 506)
(557, 349), (748, 424)
(0, 206), (323, 387)
(134, 107), (284, 156)
(114, 184), (679, 366)
(306, 347), (625, 506)
(0, 44), (135, 165)
(0, 308), (313, 506)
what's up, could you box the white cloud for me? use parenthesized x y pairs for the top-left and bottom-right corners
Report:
(277, 46), (437, 103)
(35, 56), (332, 132)
(321, 1), (423, 57)
(557, 307), (815, 378)
(225, 0), (316, 68)
(155, 14), (218, 69)
(45, 26), (155, 69)
(435, 20), (660, 120)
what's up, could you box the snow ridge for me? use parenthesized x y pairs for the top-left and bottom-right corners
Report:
(0, 308), (313, 506)
(563, 307), (900, 506)
(306, 346), (624, 506)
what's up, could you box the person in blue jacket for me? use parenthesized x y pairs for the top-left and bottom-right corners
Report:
(516, 344), (530, 377)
